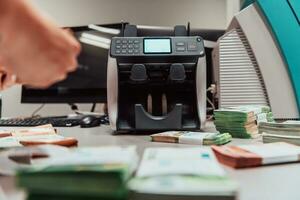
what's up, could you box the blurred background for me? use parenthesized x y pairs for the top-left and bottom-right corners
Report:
(1, 0), (241, 117)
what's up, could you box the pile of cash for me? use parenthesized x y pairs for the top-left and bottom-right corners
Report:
(129, 147), (238, 200)
(16, 146), (138, 200)
(0, 125), (78, 148)
(212, 142), (300, 168)
(214, 105), (273, 138)
(151, 131), (232, 145)
(228, 105), (274, 124)
(259, 121), (300, 146)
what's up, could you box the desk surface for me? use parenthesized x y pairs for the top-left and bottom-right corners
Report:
(1, 125), (300, 200)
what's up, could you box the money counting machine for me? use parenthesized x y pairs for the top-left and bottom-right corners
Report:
(107, 25), (207, 132)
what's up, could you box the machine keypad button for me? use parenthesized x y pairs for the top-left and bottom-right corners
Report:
(188, 44), (197, 51)
(128, 45), (134, 49)
(122, 40), (128, 44)
(134, 40), (140, 44)
(128, 40), (134, 44)
(121, 50), (127, 54)
(116, 40), (121, 44)
(176, 42), (185, 46)
(128, 50), (134, 54)
(176, 47), (186, 52)
(122, 45), (128, 49)
(116, 50), (121, 54)
(116, 45), (121, 49)
(134, 44), (140, 49)
(134, 50), (140, 54)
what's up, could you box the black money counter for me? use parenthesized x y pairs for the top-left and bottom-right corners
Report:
(107, 25), (207, 133)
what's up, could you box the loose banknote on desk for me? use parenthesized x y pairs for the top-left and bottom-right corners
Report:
(0, 125), (77, 148)
(259, 121), (300, 146)
(129, 147), (238, 200)
(16, 145), (138, 200)
(214, 105), (274, 139)
(151, 131), (232, 145)
(212, 142), (300, 168)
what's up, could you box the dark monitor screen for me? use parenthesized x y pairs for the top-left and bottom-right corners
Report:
(21, 24), (224, 104)
(21, 23), (123, 104)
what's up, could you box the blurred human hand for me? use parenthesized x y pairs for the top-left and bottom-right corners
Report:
(0, 0), (81, 88)
(0, 66), (17, 90)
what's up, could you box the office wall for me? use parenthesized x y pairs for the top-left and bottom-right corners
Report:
(32, 0), (227, 29)
(227, 0), (241, 26)
(1, 0), (232, 117)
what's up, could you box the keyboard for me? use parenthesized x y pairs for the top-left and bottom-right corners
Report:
(0, 117), (81, 127)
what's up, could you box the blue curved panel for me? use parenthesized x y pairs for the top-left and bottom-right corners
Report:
(256, 0), (300, 111)
(288, 0), (300, 25)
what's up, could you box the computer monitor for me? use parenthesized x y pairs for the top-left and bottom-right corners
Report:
(21, 23), (124, 104)
(21, 23), (223, 105)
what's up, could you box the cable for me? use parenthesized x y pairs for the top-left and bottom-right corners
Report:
(207, 97), (216, 111)
(90, 103), (96, 112)
(31, 104), (45, 118)
(207, 84), (216, 111)
(69, 103), (79, 113)
(206, 84), (218, 121)
(207, 84), (217, 94)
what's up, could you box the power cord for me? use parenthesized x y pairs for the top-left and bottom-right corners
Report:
(90, 103), (96, 112)
(207, 84), (217, 121)
(207, 84), (216, 111)
(69, 103), (79, 112)
(31, 104), (45, 118)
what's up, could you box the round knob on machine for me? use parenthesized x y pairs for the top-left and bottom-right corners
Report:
(169, 63), (186, 81)
(130, 64), (148, 82)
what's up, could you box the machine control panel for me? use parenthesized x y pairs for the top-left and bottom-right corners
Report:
(111, 36), (205, 57)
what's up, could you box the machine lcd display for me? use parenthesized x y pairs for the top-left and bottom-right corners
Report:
(144, 38), (171, 54)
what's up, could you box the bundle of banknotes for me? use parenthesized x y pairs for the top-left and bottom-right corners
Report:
(259, 121), (300, 146)
(151, 131), (232, 145)
(214, 105), (273, 138)
(16, 146), (138, 200)
(212, 142), (300, 168)
(227, 105), (274, 124)
(0, 125), (78, 148)
(129, 147), (238, 200)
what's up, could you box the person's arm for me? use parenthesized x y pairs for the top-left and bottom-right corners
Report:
(0, 0), (81, 88)
(0, 0), (12, 19)
(0, 70), (16, 90)
(0, 0), (15, 35)
(0, 1), (20, 90)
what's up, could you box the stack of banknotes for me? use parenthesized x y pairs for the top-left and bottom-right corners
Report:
(151, 131), (232, 145)
(259, 121), (300, 146)
(214, 105), (273, 138)
(129, 147), (238, 200)
(16, 146), (138, 200)
(227, 105), (274, 124)
(0, 125), (78, 148)
(212, 142), (300, 168)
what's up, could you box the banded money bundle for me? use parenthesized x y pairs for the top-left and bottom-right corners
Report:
(214, 105), (273, 138)
(151, 131), (232, 145)
(259, 121), (300, 146)
(129, 148), (238, 200)
(212, 142), (300, 168)
(17, 146), (138, 200)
